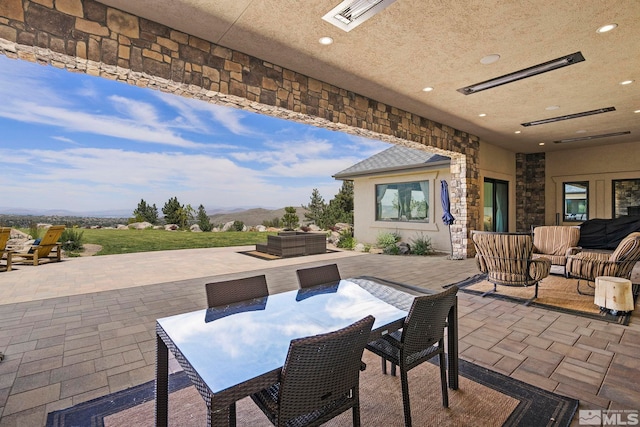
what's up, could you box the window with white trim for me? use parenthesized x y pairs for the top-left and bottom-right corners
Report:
(375, 181), (429, 222)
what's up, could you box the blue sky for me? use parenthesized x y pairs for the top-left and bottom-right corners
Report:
(0, 55), (389, 215)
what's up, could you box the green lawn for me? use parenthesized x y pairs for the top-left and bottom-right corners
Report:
(69, 228), (274, 256)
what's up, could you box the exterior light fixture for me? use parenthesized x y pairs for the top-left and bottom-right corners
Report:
(458, 52), (585, 95)
(553, 131), (630, 144)
(322, 0), (397, 32)
(521, 107), (615, 127)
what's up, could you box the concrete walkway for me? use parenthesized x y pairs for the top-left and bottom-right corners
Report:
(0, 248), (638, 426)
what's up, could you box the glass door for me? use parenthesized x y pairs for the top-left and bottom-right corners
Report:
(484, 178), (508, 232)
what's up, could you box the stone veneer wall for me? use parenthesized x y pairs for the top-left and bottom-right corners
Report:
(0, 0), (481, 257)
(515, 153), (545, 231)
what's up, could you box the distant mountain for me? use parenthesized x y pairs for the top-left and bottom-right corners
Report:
(209, 207), (309, 227)
(0, 205), (277, 218)
(0, 206), (305, 228)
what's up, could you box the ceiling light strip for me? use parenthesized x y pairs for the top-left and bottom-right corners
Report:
(521, 107), (615, 127)
(553, 131), (631, 144)
(457, 52), (585, 95)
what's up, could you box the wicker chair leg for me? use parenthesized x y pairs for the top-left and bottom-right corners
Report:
(381, 357), (387, 374)
(400, 368), (412, 427)
(438, 350), (449, 408)
(352, 393), (361, 427)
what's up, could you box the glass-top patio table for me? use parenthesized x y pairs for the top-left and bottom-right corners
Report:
(155, 277), (459, 427)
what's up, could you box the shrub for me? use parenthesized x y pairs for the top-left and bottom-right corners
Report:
(28, 222), (40, 240)
(336, 229), (356, 249)
(61, 228), (84, 252)
(376, 231), (400, 249)
(231, 220), (245, 231)
(262, 217), (281, 228)
(383, 244), (399, 255)
(410, 233), (434, 256)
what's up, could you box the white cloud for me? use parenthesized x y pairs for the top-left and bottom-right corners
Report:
(0, 147), (322, 211)
(155, 91), (258, 136)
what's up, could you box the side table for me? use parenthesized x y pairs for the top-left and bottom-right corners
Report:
(594, 276), (634, 315)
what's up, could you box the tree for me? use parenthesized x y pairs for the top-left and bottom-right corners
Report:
(321, 181), (354, 228)
(281, 206), (299, 230)
(162, 196), (182, 225)
(303, 188), (326, 226)
(196, 204), (212, 231)
(175, 203), (195, 229)
(133, 199), (159, 224)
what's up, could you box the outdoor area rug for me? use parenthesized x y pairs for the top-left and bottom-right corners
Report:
(454, 273), (638, 325)
(46, 350), (577, 427)
(239, 249), (338, 261)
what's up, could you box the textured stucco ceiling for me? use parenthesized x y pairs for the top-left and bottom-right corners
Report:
(97, 0), (640, 153)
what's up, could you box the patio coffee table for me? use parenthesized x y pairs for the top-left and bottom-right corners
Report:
(155, 277), (459, 426)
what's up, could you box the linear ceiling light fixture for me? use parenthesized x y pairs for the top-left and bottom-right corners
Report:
(553, 131), (631, 144)
(521, 107), (615, 127)
(322, 0), (397, 32)
(457, 52), (585, 95)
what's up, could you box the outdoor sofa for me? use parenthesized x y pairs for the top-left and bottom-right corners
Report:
(256, 231), (326, 258)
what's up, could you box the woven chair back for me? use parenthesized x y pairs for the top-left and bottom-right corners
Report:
(296, 264), (341, 288)
(205, 275), (268, 308)
(278, 315), (374, 424)
(400, 286), (458, 364)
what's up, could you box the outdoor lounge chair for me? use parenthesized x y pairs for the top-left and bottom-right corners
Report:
(251, 315), (374, 427)
(11, 225), (65, 266)
(472, 231), (551, 304)
(566, 232), (640, 295)
(365, 286), (458, 427)
(531, 225), (581, 275)
(0, 227), (13, 272)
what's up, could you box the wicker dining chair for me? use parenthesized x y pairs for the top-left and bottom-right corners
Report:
(251, 315), (375, 427)
(204, 274), (269, 308)
(365, 286), (458, 427)
(296, 264), (341, 288)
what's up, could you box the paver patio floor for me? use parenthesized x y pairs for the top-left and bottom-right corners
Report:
(0, 247), (638, 426)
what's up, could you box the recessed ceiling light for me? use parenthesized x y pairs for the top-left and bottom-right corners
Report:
(539, 142), (545, 146)
(422, 86), (434, 92)
(597, 23), (618, 33)
(478, 113), (487, 117)
(318, 36), (334, 45)
(545, 105), (560, 111)
(620, 80), (634, 85)
(635, 110), (640, 114)
(514, 131), (521, 134)
(576, 130), (587, 133)
(480, 54), (500, 65)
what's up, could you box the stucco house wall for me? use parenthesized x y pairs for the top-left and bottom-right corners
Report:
(546, 141), (640, 224)
(351, 167), (452, 253)
(478, 141), (517, 232)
